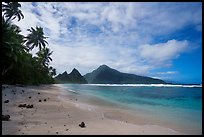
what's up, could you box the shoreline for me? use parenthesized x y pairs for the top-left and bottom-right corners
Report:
(57, 84), (201, 135)
(2, 84), (187, 135)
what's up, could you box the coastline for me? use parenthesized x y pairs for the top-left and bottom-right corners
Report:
(2, 84), (186, 135)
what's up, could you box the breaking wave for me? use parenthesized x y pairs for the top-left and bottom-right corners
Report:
(85, 84), (202, 88)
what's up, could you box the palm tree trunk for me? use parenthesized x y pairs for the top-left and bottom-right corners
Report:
(2, 64), (14, 76)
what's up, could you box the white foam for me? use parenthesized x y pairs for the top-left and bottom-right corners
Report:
(68, 89), (78, 94)
(85, 84), (202, 88)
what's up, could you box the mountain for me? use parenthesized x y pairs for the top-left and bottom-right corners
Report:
(84, 65), (166, 84)
(55, 68), (88, 84)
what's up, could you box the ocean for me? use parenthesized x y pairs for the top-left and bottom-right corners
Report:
(58, 84), (202, 134)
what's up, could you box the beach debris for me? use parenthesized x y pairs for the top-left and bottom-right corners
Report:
(18, 104), (27, 108)
(2, 85), (9, 89)
(26, 104), (34, 109)
(79, 122), (86, 128)
(64, 124), (66, 126)
(66, 129), (69, 131)
(5, 94), (6, 96)
(18, 104), (34, 109)
(4, 100), (9, 103)
(39, 99), (42, 102)
(29, 96), (31, 99)
(44, 99), (46, 102)
(56, 131), (58, 134)
(16, 84), (25, 87)
(38, 92), (40, 95)
(2, 115), (10, 121)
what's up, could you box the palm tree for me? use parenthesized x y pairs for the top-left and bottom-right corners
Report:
(36, 48), (53, 67)
(48, 66), (56, 77)
(2, 18), (25, 76)
(25, 26), (48, 51)
(2, 2), (24, 22)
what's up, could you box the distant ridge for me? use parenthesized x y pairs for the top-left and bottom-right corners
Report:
(55, 68), (87, 84)
(84, 64), (166, 84)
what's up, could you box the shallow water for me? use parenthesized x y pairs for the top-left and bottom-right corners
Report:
(58, 84), (202, 134)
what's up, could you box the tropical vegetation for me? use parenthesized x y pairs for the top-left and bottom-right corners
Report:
(2, 2), (56, 85)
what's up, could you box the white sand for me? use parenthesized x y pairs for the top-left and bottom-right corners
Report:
(2, 84), (185, 135)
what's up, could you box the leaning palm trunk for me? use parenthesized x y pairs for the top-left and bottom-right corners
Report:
(2, 64), (14, 76)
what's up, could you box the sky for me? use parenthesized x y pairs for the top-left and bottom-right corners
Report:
(11, 2), (202, 84)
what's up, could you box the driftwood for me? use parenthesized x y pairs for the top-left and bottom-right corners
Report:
(18, 104), (27, 107)
(18, 104), (34, 109)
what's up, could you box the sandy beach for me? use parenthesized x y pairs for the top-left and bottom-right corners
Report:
(2, 84), (185, 135)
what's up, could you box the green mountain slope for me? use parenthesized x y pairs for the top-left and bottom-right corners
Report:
(84, 65), (166, 84)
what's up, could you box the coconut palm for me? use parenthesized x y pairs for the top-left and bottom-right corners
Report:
(36, 47), (53, 67)
(2, 2), (24, 22)
(48, 66), (56, 77)
(2, 18), (25, 76)
(25, 26), (48, 51)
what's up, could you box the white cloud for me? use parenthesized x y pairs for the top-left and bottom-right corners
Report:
(9, 2), (201, 77)
(13, 2), (201, 45)
(11, 2), (43, 36)
(151, 71), (179, 81)
(48, 39), (188, 76)
(157, 71), (178, 75)
(138, 40), (188, 66)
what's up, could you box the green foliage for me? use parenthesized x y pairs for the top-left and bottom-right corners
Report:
(25, 26), (48, 51)
(2, 18), (25, 76)
(36, 48), (53, 67)
(2, 2), (56, 85)
(2, 2), (24, 22)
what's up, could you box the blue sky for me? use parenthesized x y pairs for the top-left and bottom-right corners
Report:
(11, 2), (202, 84)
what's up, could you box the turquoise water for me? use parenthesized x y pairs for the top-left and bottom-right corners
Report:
(58, 84), (202, 134)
